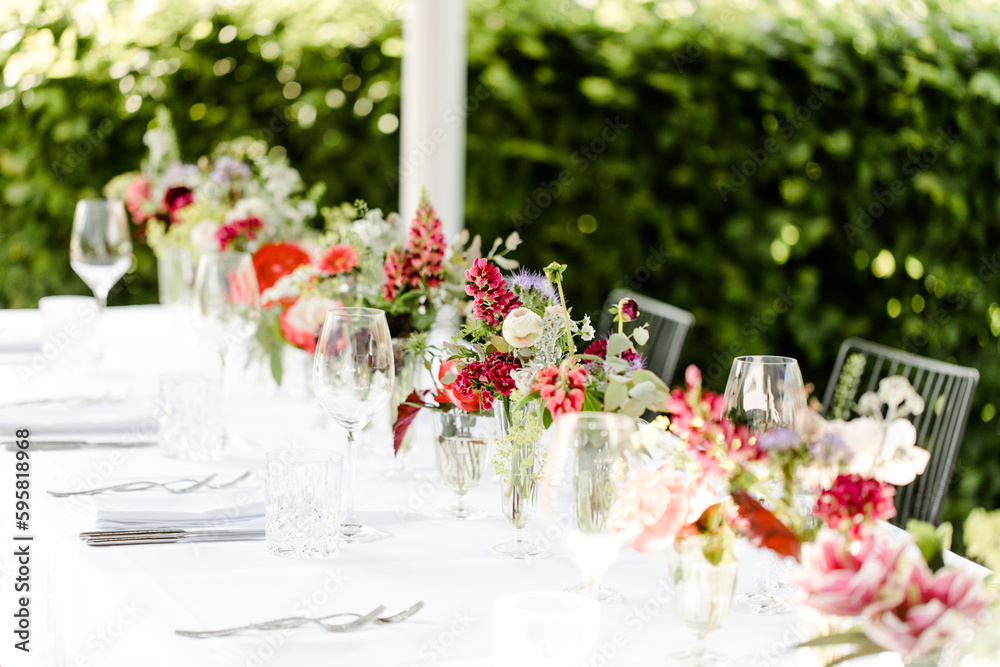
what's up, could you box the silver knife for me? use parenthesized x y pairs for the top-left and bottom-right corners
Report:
(2, 440), (157, 451)
(81, 529), (265, 546)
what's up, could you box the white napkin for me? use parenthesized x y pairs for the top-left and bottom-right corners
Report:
(0, 397), (159, 439)
(94, 486), (264, 532)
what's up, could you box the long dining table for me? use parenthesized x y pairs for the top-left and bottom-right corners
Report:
(0, 305), (984, 667)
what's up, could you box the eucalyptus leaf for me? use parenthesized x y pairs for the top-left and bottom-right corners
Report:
(606, 333), (634, 358)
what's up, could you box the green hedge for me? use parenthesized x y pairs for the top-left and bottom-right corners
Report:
(2, 0), (999, 546)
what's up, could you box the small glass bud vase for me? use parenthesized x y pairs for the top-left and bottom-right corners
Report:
(433, 410), (494, 520)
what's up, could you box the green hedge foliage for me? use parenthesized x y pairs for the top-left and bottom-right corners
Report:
(1, 0), (998, 544)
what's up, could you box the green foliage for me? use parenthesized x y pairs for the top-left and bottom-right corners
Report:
(3, 0), (1000, 549)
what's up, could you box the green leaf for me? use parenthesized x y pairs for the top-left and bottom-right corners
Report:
(581, 390), (603, 412)
(627, 380), (655, 406)
(606, 333), (634, 358)
(605, 381), (629, 411)
(907, 519), (952, 570)
(796, 631), (869, 648)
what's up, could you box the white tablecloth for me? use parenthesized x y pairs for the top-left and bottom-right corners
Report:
(0, 306), (978, 667)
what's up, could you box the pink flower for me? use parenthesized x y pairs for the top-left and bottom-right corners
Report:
(404, 200), (446, 287)
(814, 474), (896, 539)
(865, 559), (989, 657)
(795, 530), (907, 617)
(532, 364), (587, 418)
(617, 297), (639, 322)
(608, 464), (717, 553)
(279, 296), (343, 354)
(317, 244), (358, 275)
(216, 218), (264, 251)
(124, 176), (154, 224)
(464, 258), (521, 327)
(382, 248), (406, 301)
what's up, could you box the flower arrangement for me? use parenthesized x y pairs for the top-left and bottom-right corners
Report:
(105, 108), (319, 256)
(796, 524), (990, 662)
(657, 365), (931, 560)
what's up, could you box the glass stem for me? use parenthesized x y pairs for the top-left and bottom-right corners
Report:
(219, 352), (228, 447)
(755, 549), (771, 593)
(513, 527), (525, 543)
(344, 430), (358, 528)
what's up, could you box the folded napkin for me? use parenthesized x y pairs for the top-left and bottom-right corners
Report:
(94, 486), (264, 532)
(0, 397), (159, 440)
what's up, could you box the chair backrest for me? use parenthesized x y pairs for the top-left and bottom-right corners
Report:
(596, 289), (694, 386)
(820, 337), (979, 526)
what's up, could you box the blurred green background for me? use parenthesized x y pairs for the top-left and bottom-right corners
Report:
(1, 0), (998, 547)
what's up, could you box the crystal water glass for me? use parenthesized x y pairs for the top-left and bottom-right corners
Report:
(721, 355), (805, 615)
(313, 307), (394, 543)
(265, 449), (344, 559)
(433, 410), (493, 520)
(158, 373), (224, 461)
(492, 401), (547, 559)
(668, 537), (739, 666)
(541, 411), (639, 603)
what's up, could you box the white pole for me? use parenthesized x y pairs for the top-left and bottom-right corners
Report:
(399, 0), (467, 240)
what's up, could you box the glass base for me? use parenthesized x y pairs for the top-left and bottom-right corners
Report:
(340, 523), (391, 544)
(564, 583), (621, 604)
(492, 538), (547, 560)
(436, 505), (486, 521)
(666, 648), (731, 666)
(735, 590), (791, 615)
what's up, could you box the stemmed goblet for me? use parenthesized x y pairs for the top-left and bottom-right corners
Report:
(721, 355), (806, 615)
(313, 307), (394, 543)
(541, 411), (640, 603)
(192, 252), (261, 446)
(70, 199), (133, 312)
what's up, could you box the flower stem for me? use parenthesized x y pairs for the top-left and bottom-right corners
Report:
(553, 275), (575, 359)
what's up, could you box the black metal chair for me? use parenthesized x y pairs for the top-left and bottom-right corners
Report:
(596, 289), (694, 386)
(820, 337), (979, 526)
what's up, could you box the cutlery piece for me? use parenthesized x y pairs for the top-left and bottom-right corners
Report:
(48, 472), (251, 497)
(2, 439), (156, 451)
(176, 604), (404, 638)
(80, 529), (265, 546)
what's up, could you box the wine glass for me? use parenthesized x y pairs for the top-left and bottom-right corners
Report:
(721, 355), (805, 615)
(668, 536), (739, 665)
(541, 411), (640, 603)
(70, 199), (132, 312)
(313, 307), (394, 543)
(192, 252), (261, 445)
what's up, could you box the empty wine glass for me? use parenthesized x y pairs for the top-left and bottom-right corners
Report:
(668, 536), (739, 665)
(192, 252), (261, 446)
(313, 307), (394, 543)
(70, 199), (133, 312)
(541, 411), (640, 603)
(721, 355), (805, 615)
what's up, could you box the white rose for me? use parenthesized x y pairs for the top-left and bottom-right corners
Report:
(544, 305), (564, 319)
(189, 220), (221, 253)
(285, 297), (343, 336)
(502, 307), (543, 348)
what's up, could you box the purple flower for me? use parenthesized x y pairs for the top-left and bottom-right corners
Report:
(617, 297), (640, 322)
(209, 156), (251, 185)
(507, 269), (558, 302)
(758, 428), (800, 451)
(809, 432), (851, 465)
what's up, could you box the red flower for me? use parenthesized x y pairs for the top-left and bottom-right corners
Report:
(163, 186), (194, 223)
(455, 352), (520, 411)
(464, 258), (520, 327)
(383, 248), (406, 301)
(814, 474), (896, 539)
(216, 217), (264, 251)
(434, 359), (483, 412)
(532, 363), (587, 418)
(318, 244), (359, 275)
(252, 242), (312, 293)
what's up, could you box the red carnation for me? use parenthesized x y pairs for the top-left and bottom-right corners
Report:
(318, 244), (359, 275)
(163, 186), (194, 223)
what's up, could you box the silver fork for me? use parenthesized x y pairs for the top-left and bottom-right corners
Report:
(175, 604), (401, 638)
(48, 472), (252, 497)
